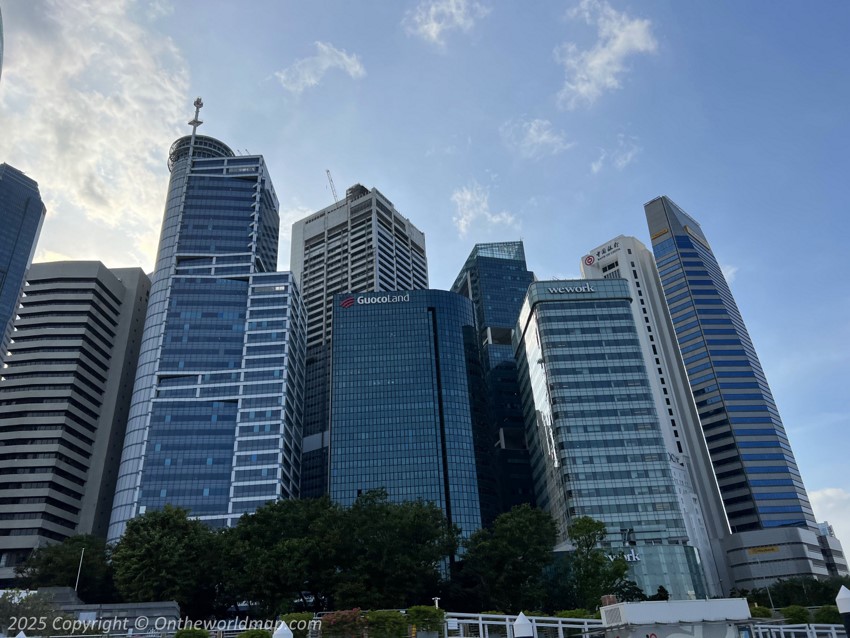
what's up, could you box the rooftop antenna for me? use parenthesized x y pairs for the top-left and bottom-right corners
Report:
(187, 97), (204, 162)
(326, 169), (339, 203)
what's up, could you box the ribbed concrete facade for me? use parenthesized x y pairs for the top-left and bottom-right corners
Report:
(0, 262), (149, 583)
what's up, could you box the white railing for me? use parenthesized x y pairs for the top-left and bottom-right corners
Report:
(443, 612), (603, 638)
(752, 624), (847, 638)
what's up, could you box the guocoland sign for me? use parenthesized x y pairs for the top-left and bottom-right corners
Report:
(340, 293), (411, 308)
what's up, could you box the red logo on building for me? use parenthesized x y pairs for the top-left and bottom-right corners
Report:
(584, 255), (595, 266)
(340, 296), (356, 308)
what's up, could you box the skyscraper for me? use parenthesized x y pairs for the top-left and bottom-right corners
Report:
(329, 289), (483, 538)
(108, 102), (305, 541)
(0, 164), (46, 362)
(451, 241), (535, 520)
(645, 195), (841, 587)
(290, 185), (427, 497)
(581, 235), (730, 596)
(514, 279), (709, 599)
(0, 262), (149, 583)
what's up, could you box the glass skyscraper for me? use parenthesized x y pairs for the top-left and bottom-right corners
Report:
(0, 164), (46, 362)
(108, 119), (305, 541)
(645, 195), (841, 587)
(329, 289), (483, 539)
(514, 279), (708, 599)
(451, 241), (535, 520)
(290, 184), (428, 498)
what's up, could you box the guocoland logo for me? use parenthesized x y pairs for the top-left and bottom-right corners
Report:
(339, 293), (411, 307)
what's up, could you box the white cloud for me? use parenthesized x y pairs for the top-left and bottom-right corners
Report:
(500, 118), (574, 160)
(720, 263), (739, 284)
(810, 488), (850, 554)
(590, 133), (641, 173)
(0, 0), (190, 272)
(451, 181), (517, 237)
(404, 0), (490, 47)
(275, 42), (365, 95)
(555, 0), (657, 109)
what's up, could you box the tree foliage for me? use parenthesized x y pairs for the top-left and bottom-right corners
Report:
(111, 505), (221, 617)
(780, 605), (811, 624)
(15, 534), (117, 603)
(566, 517), (628, 609)
(460, 504), (557, 613)
(0, 590), (65, 635)
(746, 576), (850, 608)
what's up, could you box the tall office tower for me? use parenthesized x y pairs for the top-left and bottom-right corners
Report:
(108, 103), (305, 541)
(0, 164), (46, 362)
(290, 185), (427, 497)
(816, 522), (849, 577)
(581, 236), (730, 596)
(451, 242), (535, 521)
(0, 262), (149, 584)
(645, 196), (839, 588)
(329, 290), (484, 539)
(514, 280), (709, 599)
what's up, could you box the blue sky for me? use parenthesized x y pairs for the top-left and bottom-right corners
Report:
(1, 0), (848, 548)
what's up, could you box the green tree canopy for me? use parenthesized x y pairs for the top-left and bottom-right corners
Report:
(566, 517), (628, 609)
(15, 534), (117, 603)
(111, 505), (221, 617)
(462, 504), (557, 613)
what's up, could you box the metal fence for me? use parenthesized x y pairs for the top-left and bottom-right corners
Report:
(752, 624), (847, 638)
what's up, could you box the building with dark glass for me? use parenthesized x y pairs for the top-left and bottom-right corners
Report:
(644, 196), (844, 588)
(451, 241), (535, 521)
(514, 279), (708, 599)
(0, 262), (149, 583)
(329, 289), (483, 539)
(0, 164), (46, 362)
(108, 111), (305, 541)
(291, 185), (428, 498)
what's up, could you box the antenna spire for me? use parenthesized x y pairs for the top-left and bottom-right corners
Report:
(188, 97), (204, 136)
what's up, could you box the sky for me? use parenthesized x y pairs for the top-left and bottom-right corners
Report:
(1, 0), (849, 551)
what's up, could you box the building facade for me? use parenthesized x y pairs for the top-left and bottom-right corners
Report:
(581, 235), (729, 596)
(451, 241), (535, 521)
(0, 164), (46, 362)
(644, 196), (839, 588)
(514, 279), (708, 599)
(0, 262), (149, 583)
(290, 184), (428, 497)
(329, 289), (484, 539)
(108, 123), (305, 541)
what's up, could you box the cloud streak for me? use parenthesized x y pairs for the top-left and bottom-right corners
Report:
(500, 118), (574, 160)
(0, 0), (190, 271)
(404, 0), (490, 47)
(591, 133), (641, 173)
(451, 181), (516, 237)
(275, 42), (365, 95)
(556, 0), (657, 109)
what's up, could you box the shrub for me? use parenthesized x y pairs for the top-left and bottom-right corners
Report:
(555, 609), (595, 619)
(780, 605), (811, 624)
(813, 606), (842, 624)
(322, 608), (365, 638)
(749, 605), (773, 619)
(406, 606), (446, 633)
(281, 613), (317, 638)
(366, 611), (407, 638)
(522, 611), (547, 618)
(237, 631), (271, 638)
(175, 630), (210, 638)
(480, 611), (507, 616)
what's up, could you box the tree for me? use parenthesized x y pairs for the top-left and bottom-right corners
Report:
(648, 586), (670, 601)
(0, 590), (66, 635)
(567, 517), (628, 609)
(812, 605), (842, 624)
(333, 490), (458, 609)
(16, 534), (117, 603)
(462, 504), (558, 613)
(232, 496), (343, 615)
(111, 505), (221, 617)
(780, 605), (811, 624)
(613, 580), (647, 603)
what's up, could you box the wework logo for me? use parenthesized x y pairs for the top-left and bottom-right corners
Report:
(547, 283), (596, 294)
